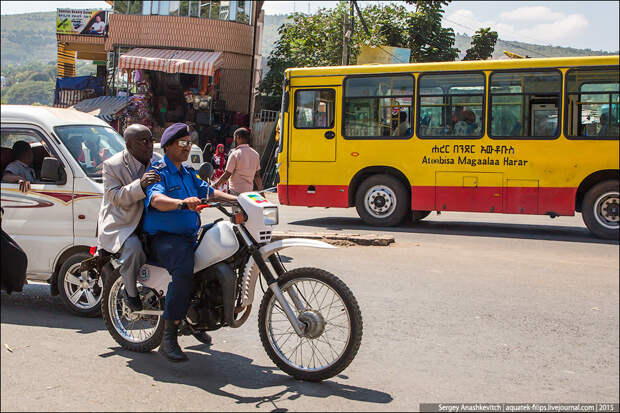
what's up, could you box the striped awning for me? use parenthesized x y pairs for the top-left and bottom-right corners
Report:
(118, 48), (222, 77)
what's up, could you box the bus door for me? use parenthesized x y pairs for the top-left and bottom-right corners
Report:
(289, 87), (339, 162)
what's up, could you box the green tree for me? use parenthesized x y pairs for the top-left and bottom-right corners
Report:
(404, 1), (459, 62)
(463, 27), (498, 61)
(2, 80), (55, 105)
(260, 1), (459, 96)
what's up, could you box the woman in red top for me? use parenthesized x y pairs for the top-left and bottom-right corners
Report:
(211, 144), (228, 191)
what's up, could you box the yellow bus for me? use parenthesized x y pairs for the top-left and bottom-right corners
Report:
(275, 55), (619, 239)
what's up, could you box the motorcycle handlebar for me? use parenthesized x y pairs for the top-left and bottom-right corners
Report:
(195, 200), (239, 217)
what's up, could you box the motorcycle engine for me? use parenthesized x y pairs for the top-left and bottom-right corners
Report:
(185, 279), (224, 331)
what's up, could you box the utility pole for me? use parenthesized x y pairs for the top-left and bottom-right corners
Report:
(342, 1), (351, 65)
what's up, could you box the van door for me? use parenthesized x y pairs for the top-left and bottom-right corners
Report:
(289, 88), (339, 162)
(0, 127), (74, 279)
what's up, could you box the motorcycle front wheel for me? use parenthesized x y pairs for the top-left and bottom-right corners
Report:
(101, 269), (164, 352)
(258, 267), (363, 382)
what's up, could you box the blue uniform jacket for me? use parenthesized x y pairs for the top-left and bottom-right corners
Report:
(143, 154), (214, 236)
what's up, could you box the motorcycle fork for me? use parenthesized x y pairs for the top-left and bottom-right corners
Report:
(237, 228), (307, 336)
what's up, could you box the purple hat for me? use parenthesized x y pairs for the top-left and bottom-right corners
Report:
(160, 123), (190, 147)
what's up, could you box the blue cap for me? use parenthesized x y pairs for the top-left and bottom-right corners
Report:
(160, 123), (190, 147)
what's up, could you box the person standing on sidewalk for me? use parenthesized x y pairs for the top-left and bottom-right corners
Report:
(212, 127), (262, 195)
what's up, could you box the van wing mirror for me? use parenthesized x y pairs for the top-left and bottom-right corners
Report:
(41, 157), (66, 184)
(198, 162), (214, 181)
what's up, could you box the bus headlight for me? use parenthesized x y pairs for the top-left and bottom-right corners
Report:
(263, 207), (279, 225)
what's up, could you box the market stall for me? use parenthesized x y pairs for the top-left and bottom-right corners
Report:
(116, 47), (249, 150)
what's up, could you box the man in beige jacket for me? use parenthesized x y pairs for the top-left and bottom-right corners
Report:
(97, 124), (161, 311)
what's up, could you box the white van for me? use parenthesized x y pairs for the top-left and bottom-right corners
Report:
(0, 105), (127, 316)
(153, 142), (203, 170)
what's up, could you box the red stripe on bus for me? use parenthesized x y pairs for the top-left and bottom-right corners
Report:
(281, 184), (349, 207)
(412, 186), (575, 215)
(280, 184), (576, 216)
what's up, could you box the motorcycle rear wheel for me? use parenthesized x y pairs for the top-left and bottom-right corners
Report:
(258, 267), (363, 382)
(101, 269), (164, 352)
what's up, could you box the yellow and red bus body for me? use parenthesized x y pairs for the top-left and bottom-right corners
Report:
(276, 56), (620, 238)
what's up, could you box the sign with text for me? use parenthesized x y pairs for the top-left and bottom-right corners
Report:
(56, 9), (108, 36)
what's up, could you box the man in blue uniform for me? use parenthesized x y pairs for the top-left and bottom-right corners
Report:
(144, 123), (238, 362)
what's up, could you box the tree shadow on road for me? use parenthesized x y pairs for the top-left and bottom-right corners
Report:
(289, 216), (618, 245)
(0, 284), (104, 334)
(100, 345), (393, 412)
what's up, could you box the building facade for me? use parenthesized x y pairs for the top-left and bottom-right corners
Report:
(56, 0), (264, 114)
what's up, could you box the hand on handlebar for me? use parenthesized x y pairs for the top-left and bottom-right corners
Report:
(182, 197), (202, 211)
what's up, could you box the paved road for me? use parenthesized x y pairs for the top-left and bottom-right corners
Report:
(1, 204), (618, 411)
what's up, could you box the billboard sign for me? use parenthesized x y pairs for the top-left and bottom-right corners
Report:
(357, 46), (411, 65)
(56, 9), (108, 36)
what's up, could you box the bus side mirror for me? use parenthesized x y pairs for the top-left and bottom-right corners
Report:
(41, 157), (66, 184)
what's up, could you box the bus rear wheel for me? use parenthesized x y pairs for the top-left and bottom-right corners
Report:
(582, 180), (619, 240)
(355, 174), (409, 227)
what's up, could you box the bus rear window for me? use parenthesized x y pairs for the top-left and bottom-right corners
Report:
(566, 67), (619, 139)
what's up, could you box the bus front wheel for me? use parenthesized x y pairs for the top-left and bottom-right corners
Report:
(582, 179), (619, 240)
(355, 174), (409, 227)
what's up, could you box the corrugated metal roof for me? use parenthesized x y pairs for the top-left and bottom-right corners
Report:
(72, 96), (130, 122)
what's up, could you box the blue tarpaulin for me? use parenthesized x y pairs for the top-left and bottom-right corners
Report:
(54, 76), (105, 105)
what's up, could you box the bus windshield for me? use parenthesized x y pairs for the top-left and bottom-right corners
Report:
(54, 125), (125, 179)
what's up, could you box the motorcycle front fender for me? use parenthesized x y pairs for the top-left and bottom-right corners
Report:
(258, 238), (336, 258)
(238, 238), (335, 308)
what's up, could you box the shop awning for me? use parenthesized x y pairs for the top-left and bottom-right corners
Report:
(118, 48), (223, 77)
(72, 96), (130, 121)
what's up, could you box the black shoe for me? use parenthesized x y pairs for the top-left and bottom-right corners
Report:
(192, 331), (212, 345)
(158, 320), (189, 362)
(122, 289), (143, 312)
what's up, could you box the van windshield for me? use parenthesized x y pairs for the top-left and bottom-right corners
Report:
(54, 125), (125, 179)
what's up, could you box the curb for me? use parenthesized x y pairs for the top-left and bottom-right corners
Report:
(271, 231), (395, 246)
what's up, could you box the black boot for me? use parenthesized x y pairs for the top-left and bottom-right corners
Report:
(122, 289), (143, 312)
(158, 320), (189, 362)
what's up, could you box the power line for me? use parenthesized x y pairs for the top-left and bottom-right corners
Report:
(442, 16), (551, 58)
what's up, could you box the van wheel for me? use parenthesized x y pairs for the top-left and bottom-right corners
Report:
(582, 180), (619, 240)
(355, 174), (409, 226)
(57, 252), (102, 317)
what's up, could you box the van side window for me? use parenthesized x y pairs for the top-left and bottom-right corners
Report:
(565, 67), (619, 139)
(1, 129), (57, 184)
(489, 70), (562, 139)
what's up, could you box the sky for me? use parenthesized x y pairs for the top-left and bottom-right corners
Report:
(1, 1), (618, 52)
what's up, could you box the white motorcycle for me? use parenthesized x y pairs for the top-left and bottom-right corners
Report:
(85, 191), (363, 382)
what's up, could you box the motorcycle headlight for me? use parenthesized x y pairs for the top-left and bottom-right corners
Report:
(263, 207), (279, 225)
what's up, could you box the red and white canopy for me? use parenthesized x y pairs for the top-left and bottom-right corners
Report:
(118, 48), (222, 77)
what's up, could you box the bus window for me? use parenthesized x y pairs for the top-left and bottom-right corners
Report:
(294, 89), (335, 129)
(490, 71), (562, 139)
(418, 73), (485, 138)
(343, 75), (414, 138)
(566, 67), (619, 139)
